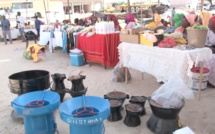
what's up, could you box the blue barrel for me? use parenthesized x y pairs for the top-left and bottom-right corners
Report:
(11, 91), (60, 134)
(59, 96), (110, 134)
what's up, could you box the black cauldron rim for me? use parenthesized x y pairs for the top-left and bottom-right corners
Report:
(104, 90), (129, 100)
(130, 96), (148, 103)
(148, 97), (185, 110)
(9, 70), (49, 80)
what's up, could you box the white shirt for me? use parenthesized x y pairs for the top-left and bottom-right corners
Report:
(17, 16), (25, 28)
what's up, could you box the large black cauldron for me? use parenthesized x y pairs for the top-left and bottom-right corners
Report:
(147, 98), (185, 134)
(9, 70), (50, 95)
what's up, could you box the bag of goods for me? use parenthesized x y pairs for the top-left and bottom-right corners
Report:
(23, 51), (33, 60)
(158, 37), (176, 48)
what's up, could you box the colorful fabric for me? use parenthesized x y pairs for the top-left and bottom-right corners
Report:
(175, 26), (185, 33)
(112, 65), (131, 82)
(77, 33), (120, 67)
(108, 14), (121, 31)
(173, 13), (184, 28)
(126, 14), (135, 22)
(185, 14), (197, 27)
(200, 11), (212, 27)
(211, 16), (215, 25)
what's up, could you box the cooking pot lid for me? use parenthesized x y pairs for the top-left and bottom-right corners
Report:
(107, 90), (127, 99)
(130, 96), (147, 103)
(109, 100), (122, 107)
(125, 104), (142, 112)
(149, 98), (184, 108)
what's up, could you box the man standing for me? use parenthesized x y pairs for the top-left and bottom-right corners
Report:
(17, 12), (25, 42)
(1, 15), (12, 45)
(35, 16), (41, 40)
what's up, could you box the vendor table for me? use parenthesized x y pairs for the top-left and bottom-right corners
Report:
(0, 29), (37, 40)
(39, 32), (50, 45)
(118, 42), (213, 99)
(77, 33), (120, 68)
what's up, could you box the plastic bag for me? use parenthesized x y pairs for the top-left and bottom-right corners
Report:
(111, 63), (131, 82)
(86, 32), (95, 37)
(173, 127), (195, 134)
(151, 77), (194, 108)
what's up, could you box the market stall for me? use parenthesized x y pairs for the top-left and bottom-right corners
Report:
(77, 33), (120, 68)
(118, 42), (213, 85)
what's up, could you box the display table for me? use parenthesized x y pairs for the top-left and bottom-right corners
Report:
(0, 29), (20, 39)
(39, 32), (50, 45)
(118, 42), (213, 86)
(77, 33), (120, 68)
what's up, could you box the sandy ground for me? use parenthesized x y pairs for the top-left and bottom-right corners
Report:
(0, 40), (215, 134)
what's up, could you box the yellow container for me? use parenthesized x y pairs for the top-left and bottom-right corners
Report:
(140, 34), (153, 46)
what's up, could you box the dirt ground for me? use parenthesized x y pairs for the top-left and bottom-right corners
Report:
(0, 40), (215, 134)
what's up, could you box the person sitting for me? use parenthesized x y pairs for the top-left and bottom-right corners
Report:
(204, 16), (215, 87)
(125, 14), (136, 30)
(206, 16), (215, 53)
(107, 14), (121, 31)
(153, 10), (162, 26)
(175, 14), (198, 40)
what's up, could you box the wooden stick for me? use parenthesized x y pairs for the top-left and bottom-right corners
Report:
(125, 67), (128, 84)
(142, 72), (144, 80)
(198, 61), (204, 100)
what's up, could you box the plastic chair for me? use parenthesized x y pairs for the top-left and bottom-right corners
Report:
(24, 31), (37, 48)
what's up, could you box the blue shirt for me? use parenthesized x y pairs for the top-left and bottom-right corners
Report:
(1, 19), (10, 31)
(35, 19), (40, 29)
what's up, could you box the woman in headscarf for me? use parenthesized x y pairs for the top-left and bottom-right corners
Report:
(203, 16), (215, 87)
(125, 14), (136, 30)
(175, 14), (198, 39)
(108, 14), (121, 31)
(199, 11), (212, 27)
(173, 13), (184, 28)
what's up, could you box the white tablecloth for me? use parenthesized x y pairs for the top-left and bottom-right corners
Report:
(0, 29), (38, 40)
(0, 29), (20, 39)
(118, 42), (213, 84)
(39, 32), (50, 45)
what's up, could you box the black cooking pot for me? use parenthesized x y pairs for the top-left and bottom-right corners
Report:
(104, 90), (129, 104)
(9, 70), (50, 95)
(153, 34), (164, 46)
(148, 98), (185, 119)
(129, 96), (147, 115)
